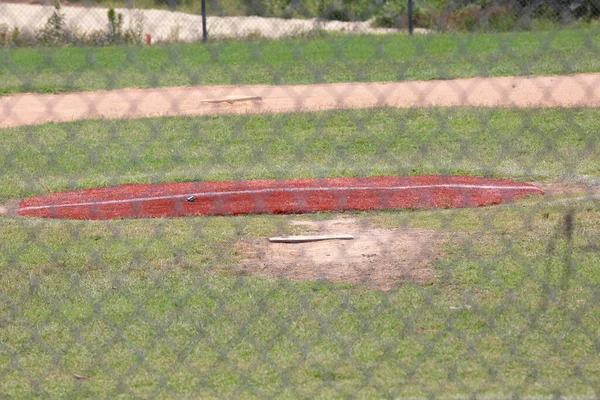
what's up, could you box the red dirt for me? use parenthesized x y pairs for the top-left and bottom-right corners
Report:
(17, 175), (544, 220)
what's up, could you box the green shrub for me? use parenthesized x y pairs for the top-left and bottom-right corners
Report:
(486, 5), (518, 31)
(373, 0), (406, 27)
(530, 17), (561, 30)
(106, 8), (144, 45)
(0, 24), (21, 46)
(36, 0), (68, 45)
(123, 13), (145, 45)
(447, 4), (481, 31)
(154, 0), (195, 8)
(6, 5), (144, 47)
(107, 8), (124, 43)
(239, 0), (380, 20)
(517, 0), (600, 20)
(413, 5), (439, 29)
(320, 0), (355, 21)
(242, 0), (303, 17)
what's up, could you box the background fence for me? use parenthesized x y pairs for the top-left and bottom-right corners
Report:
(1, 0), (600, 398)
(2, 0), (600, 44)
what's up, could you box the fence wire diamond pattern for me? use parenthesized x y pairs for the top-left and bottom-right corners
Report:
(1, 0), (600, 398)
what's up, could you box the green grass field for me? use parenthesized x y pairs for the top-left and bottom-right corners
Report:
(1, 104), (600, 397)
(2, 202), (599, 397)
(0, 107), (599, 200)
(1, 26), (600, 95)
(2, 22), (600, 397)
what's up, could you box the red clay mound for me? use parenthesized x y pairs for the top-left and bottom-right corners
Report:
(18, 176), (544, 220)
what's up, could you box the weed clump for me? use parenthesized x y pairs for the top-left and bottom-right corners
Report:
(36, 0), (68, 45)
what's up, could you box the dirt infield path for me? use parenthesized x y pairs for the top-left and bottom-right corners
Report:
(2, 73), (600, 128)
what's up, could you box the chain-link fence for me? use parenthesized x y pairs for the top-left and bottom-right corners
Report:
(2, 0), (600, 44)
(1, 0), (600, 398)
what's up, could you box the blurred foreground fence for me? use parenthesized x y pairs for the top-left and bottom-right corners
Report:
(1, 0), (600, 398)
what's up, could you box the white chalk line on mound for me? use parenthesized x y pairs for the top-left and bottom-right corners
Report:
(19, 184), (540, 212)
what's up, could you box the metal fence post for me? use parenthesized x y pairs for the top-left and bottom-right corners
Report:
(408, 0), (414, 35)
(202, 0), (208, 42)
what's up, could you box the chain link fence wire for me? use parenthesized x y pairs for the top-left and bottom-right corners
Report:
(1, 0), (600, 398)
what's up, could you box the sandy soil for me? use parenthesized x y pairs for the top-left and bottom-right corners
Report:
(0, 2), (416, 42)
(236, 217), (451, 290)
(535, 181), (600, 196)
(2, 73), (600, 128)
(0, 200), (19, 217)
(233, 184), (600, 288)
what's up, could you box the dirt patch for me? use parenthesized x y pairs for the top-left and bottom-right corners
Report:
(537, 180), (600, 196)
(236, 217), (450, 290)
(0, 200), (19, 217)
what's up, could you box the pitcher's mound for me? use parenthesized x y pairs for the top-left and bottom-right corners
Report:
(16, 175), (543, 220)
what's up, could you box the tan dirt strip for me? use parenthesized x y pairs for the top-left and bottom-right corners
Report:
(2, 73), (600, 128)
